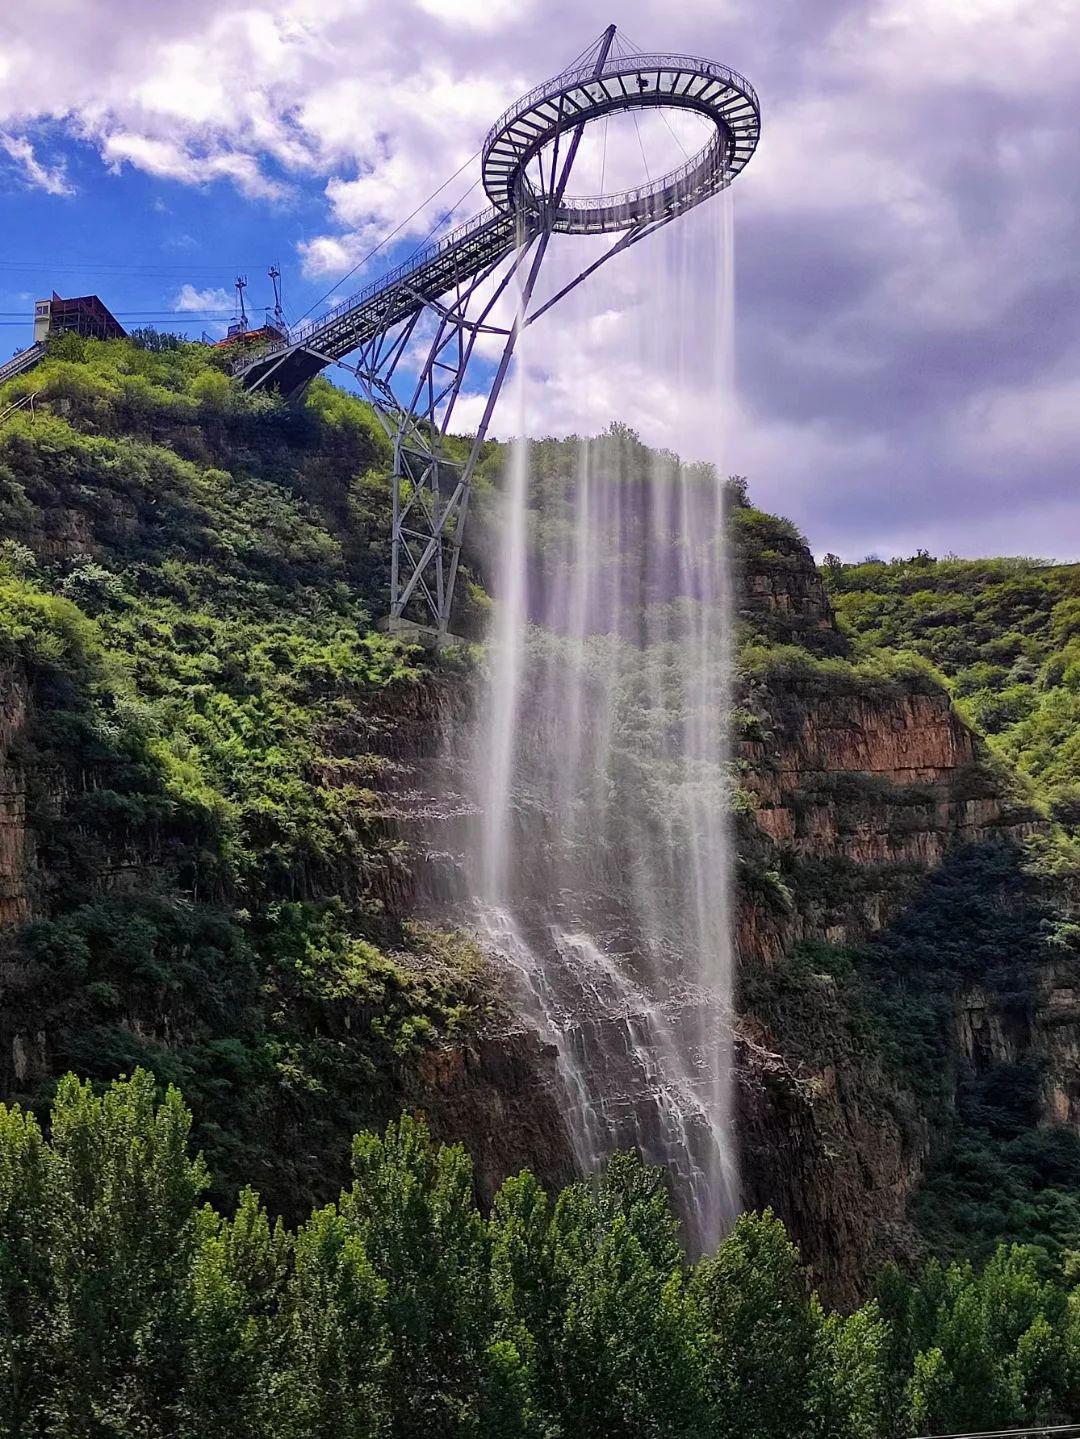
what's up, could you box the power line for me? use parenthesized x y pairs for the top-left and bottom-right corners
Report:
(0, 309), (234, 318)
(401, 174), (482, 266)
(0, 259), (257, 274)
(292, 146), (484, 325)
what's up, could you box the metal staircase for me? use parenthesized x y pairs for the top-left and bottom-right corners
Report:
(0, 342), (46, 389)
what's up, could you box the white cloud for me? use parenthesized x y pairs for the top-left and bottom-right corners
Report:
(416, 0), (535, 31)
(956, 372), (1080, 473)
(836, 0), (1080, 93)
(101, 132), (288, 200)
(173, 283), (233, 312)
(0, 131), (73, 195)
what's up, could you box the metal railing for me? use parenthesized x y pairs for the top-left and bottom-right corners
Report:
(483, 50), (759, 154)
(288, 207), (510, 345)
(0, 341), (45, 387)
(908, 1426), (1080, 1438)
(233, 207), (519, 374)
(235, 50), (759, 379)
(556, 141), (727, 213)
(0, 391), (36, 427)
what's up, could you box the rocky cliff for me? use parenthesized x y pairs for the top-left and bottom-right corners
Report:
(360, 512), (1076, 1299)
(0, 663), (30, 929)
(728, 532), (1077, 1298)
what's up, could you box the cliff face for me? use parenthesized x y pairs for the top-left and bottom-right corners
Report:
(741, 690), (1021, 941)
(354, 522), (1073, 1298)
(0, 663), (31, 929)
(957, 966), (1080, 1131)
(408, 1031), (577, 1199)
(352, 518), (1080, 1299)
(727, 537), (1079, 1299)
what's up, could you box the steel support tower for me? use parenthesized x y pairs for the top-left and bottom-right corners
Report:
(234, 25), (760, 640)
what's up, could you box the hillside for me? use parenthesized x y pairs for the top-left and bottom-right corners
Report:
(734, 538), (1080, 1284)
(823, 552), (1080, 818)
(1, 334), (1080, 1298)
(0, 333), (522, 1219)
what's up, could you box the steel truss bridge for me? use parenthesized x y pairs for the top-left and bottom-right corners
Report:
(233, 24), (761, 639)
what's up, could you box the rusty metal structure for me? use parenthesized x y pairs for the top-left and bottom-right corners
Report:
(0, 292), (127, 392)
(33, 292), (126, 344)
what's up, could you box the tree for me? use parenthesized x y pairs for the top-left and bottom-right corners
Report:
(555, 1217), (705, 1438)
(0, 1102), (49, 1436)
(489, 1171), (557, 1432)
(491, 1156), (707, 1438)
(0, 1071), (209, 1436)
(274, 1205), (387, 1439)
(342, 1114), (500, 1438)
(907, 1346), (952, 1434)
(180, 1189), (292, 1439)
(690, 1209), (817, 1439)
(896, 1245), (1070, 1433)
(808, 1299), (890, 1439)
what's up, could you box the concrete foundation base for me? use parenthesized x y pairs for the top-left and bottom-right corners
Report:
(377, 616), (469, 649)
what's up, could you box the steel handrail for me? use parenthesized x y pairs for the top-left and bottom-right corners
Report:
(484, 51), (758, 152)
(0, 341), (46, 387)
(235, 48), (758, 378)
(908, 1426), (1080, 1439)
(556, 142), (725, 212)
(284, 206), (511, 348)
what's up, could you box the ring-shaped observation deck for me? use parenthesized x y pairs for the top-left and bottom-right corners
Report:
(482, 52), (760, 234)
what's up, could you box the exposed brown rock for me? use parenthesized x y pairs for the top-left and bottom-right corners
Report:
(408, 1029), (577, 1202)
(2, 519), (1073, 1306)
(0, 663), (32, 927)
(737, 1021), (926, 1303)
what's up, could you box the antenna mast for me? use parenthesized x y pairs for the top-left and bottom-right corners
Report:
(228, 275), (249, 337)
(267, 264), (285, 333)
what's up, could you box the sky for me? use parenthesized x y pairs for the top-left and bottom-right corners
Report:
(1, 0), (1078, 561)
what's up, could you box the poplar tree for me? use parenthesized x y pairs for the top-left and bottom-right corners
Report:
(180, 1188), (291, 1439)
(342, 1113), (504, 1438)
(690, 1209), (817, 1439)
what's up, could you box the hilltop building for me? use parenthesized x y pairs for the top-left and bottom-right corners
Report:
(33, 292), (126, 344)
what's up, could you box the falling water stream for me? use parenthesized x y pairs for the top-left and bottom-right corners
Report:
(469, 188), (738, 1252)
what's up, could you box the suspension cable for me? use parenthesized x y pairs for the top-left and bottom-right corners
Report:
(292, 146), (483, 325)
(630, 105), (652, 183)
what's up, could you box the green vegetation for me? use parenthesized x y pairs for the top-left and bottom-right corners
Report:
(822, 551), (1080, 816)
(6, 1069), (1080, 1438)
(744, 839), (1080, 1265)
(6, 337), (1080, 1418)
(738, 642), (942, 701)
(0, 335), (492, 1219)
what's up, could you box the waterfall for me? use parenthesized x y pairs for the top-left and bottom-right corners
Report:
(469, 191), (738, 1253)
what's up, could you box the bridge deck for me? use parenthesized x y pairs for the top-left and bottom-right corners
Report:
(233, 208), (523, 394)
